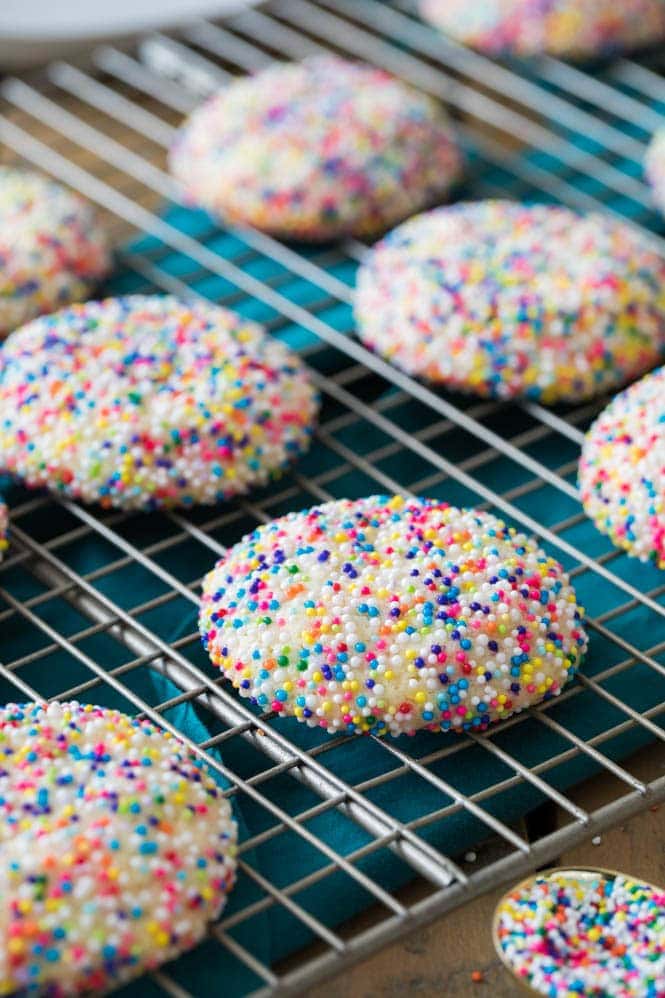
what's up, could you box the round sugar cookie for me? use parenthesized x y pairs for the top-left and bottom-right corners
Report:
(494, 869), (665, 997)
(0, 294), (318, 510)
(419, 0), (665, 58)
(646, 129), (665, 216)
(169, 55), (462, 241)
(0, 166), (110, 337)
(579, 364), (665, 566)
(199, 495), (587, 737)
(0, 701), (236, 995)
(355, 200), (665, 404)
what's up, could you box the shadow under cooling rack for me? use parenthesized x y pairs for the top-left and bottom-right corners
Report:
(0, 1), (665, 995)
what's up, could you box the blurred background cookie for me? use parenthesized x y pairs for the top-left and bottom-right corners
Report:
(169, 55), (462, 240)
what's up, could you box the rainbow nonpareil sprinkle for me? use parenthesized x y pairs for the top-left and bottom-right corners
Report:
(199, 496), (587, 737)
(580, 364), (665, 567)
(169, 55), (461, 241)
(0, 167), (110, 337)
(355, 201), (665, 404)
(495, 869), (665, 997)
(0, 701), (236, 996)
(0, 295), (318, 510)
(419, 0), (665, 57)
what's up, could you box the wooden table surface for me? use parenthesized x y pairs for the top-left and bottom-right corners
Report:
(308, 742), (665, 998)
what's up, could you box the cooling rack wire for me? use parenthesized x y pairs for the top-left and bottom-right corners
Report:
(0, 1), (665, 995)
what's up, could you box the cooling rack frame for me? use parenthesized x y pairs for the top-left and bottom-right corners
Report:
(0, 2), (665, 995)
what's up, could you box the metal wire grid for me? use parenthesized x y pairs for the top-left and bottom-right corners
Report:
(0, 1), (663, 994)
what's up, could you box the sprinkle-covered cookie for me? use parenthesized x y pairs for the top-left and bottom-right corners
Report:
(169, 55), (462, 241)
(494, 869), (665, 997)
(579, 364), (665, 566)
(199, 496), (587, 737)
(0, 701), (237, 996)
(0, 294), (318, 510)
(355, 201), (665, 403)
(0, 166), (110, 337)
(419, 0), (665, 58)
(646, 129), (665, 216)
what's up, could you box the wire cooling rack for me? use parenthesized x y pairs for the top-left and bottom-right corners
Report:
(1, 2), (665, 995)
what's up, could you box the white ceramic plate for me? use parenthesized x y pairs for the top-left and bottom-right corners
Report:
(0, 0), (261, 66)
